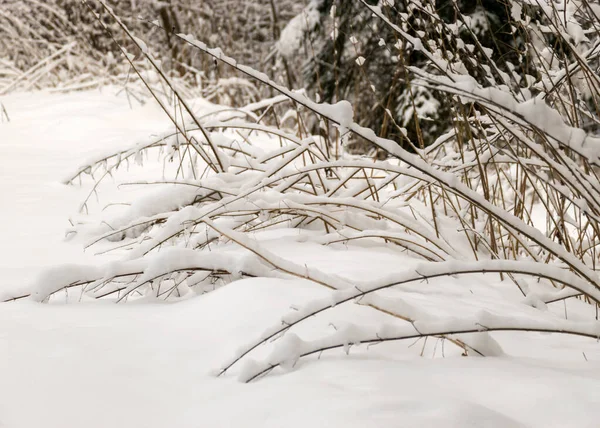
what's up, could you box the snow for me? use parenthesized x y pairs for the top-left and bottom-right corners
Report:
(1, 88), (600, 427)
(511, 2), (523, 21)
(1, 294), (600, 427)
(0, 89), (168, 293)
(276, 0), (321, 58)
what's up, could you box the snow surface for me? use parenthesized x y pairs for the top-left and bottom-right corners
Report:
(1, 88), (600, 427)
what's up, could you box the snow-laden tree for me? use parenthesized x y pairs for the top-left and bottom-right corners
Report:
(274, 0), (569, 150)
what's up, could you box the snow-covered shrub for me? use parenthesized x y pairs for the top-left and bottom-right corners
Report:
(0, 0), (304, 95)
(6, 0), (600, 381)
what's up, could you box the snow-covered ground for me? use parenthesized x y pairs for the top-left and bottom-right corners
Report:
(1, 88), (600, 428)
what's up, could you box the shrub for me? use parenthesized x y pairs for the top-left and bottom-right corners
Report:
(6, 0), (600, 380)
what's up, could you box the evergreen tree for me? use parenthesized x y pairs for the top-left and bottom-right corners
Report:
(277, 0), (529, 151)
